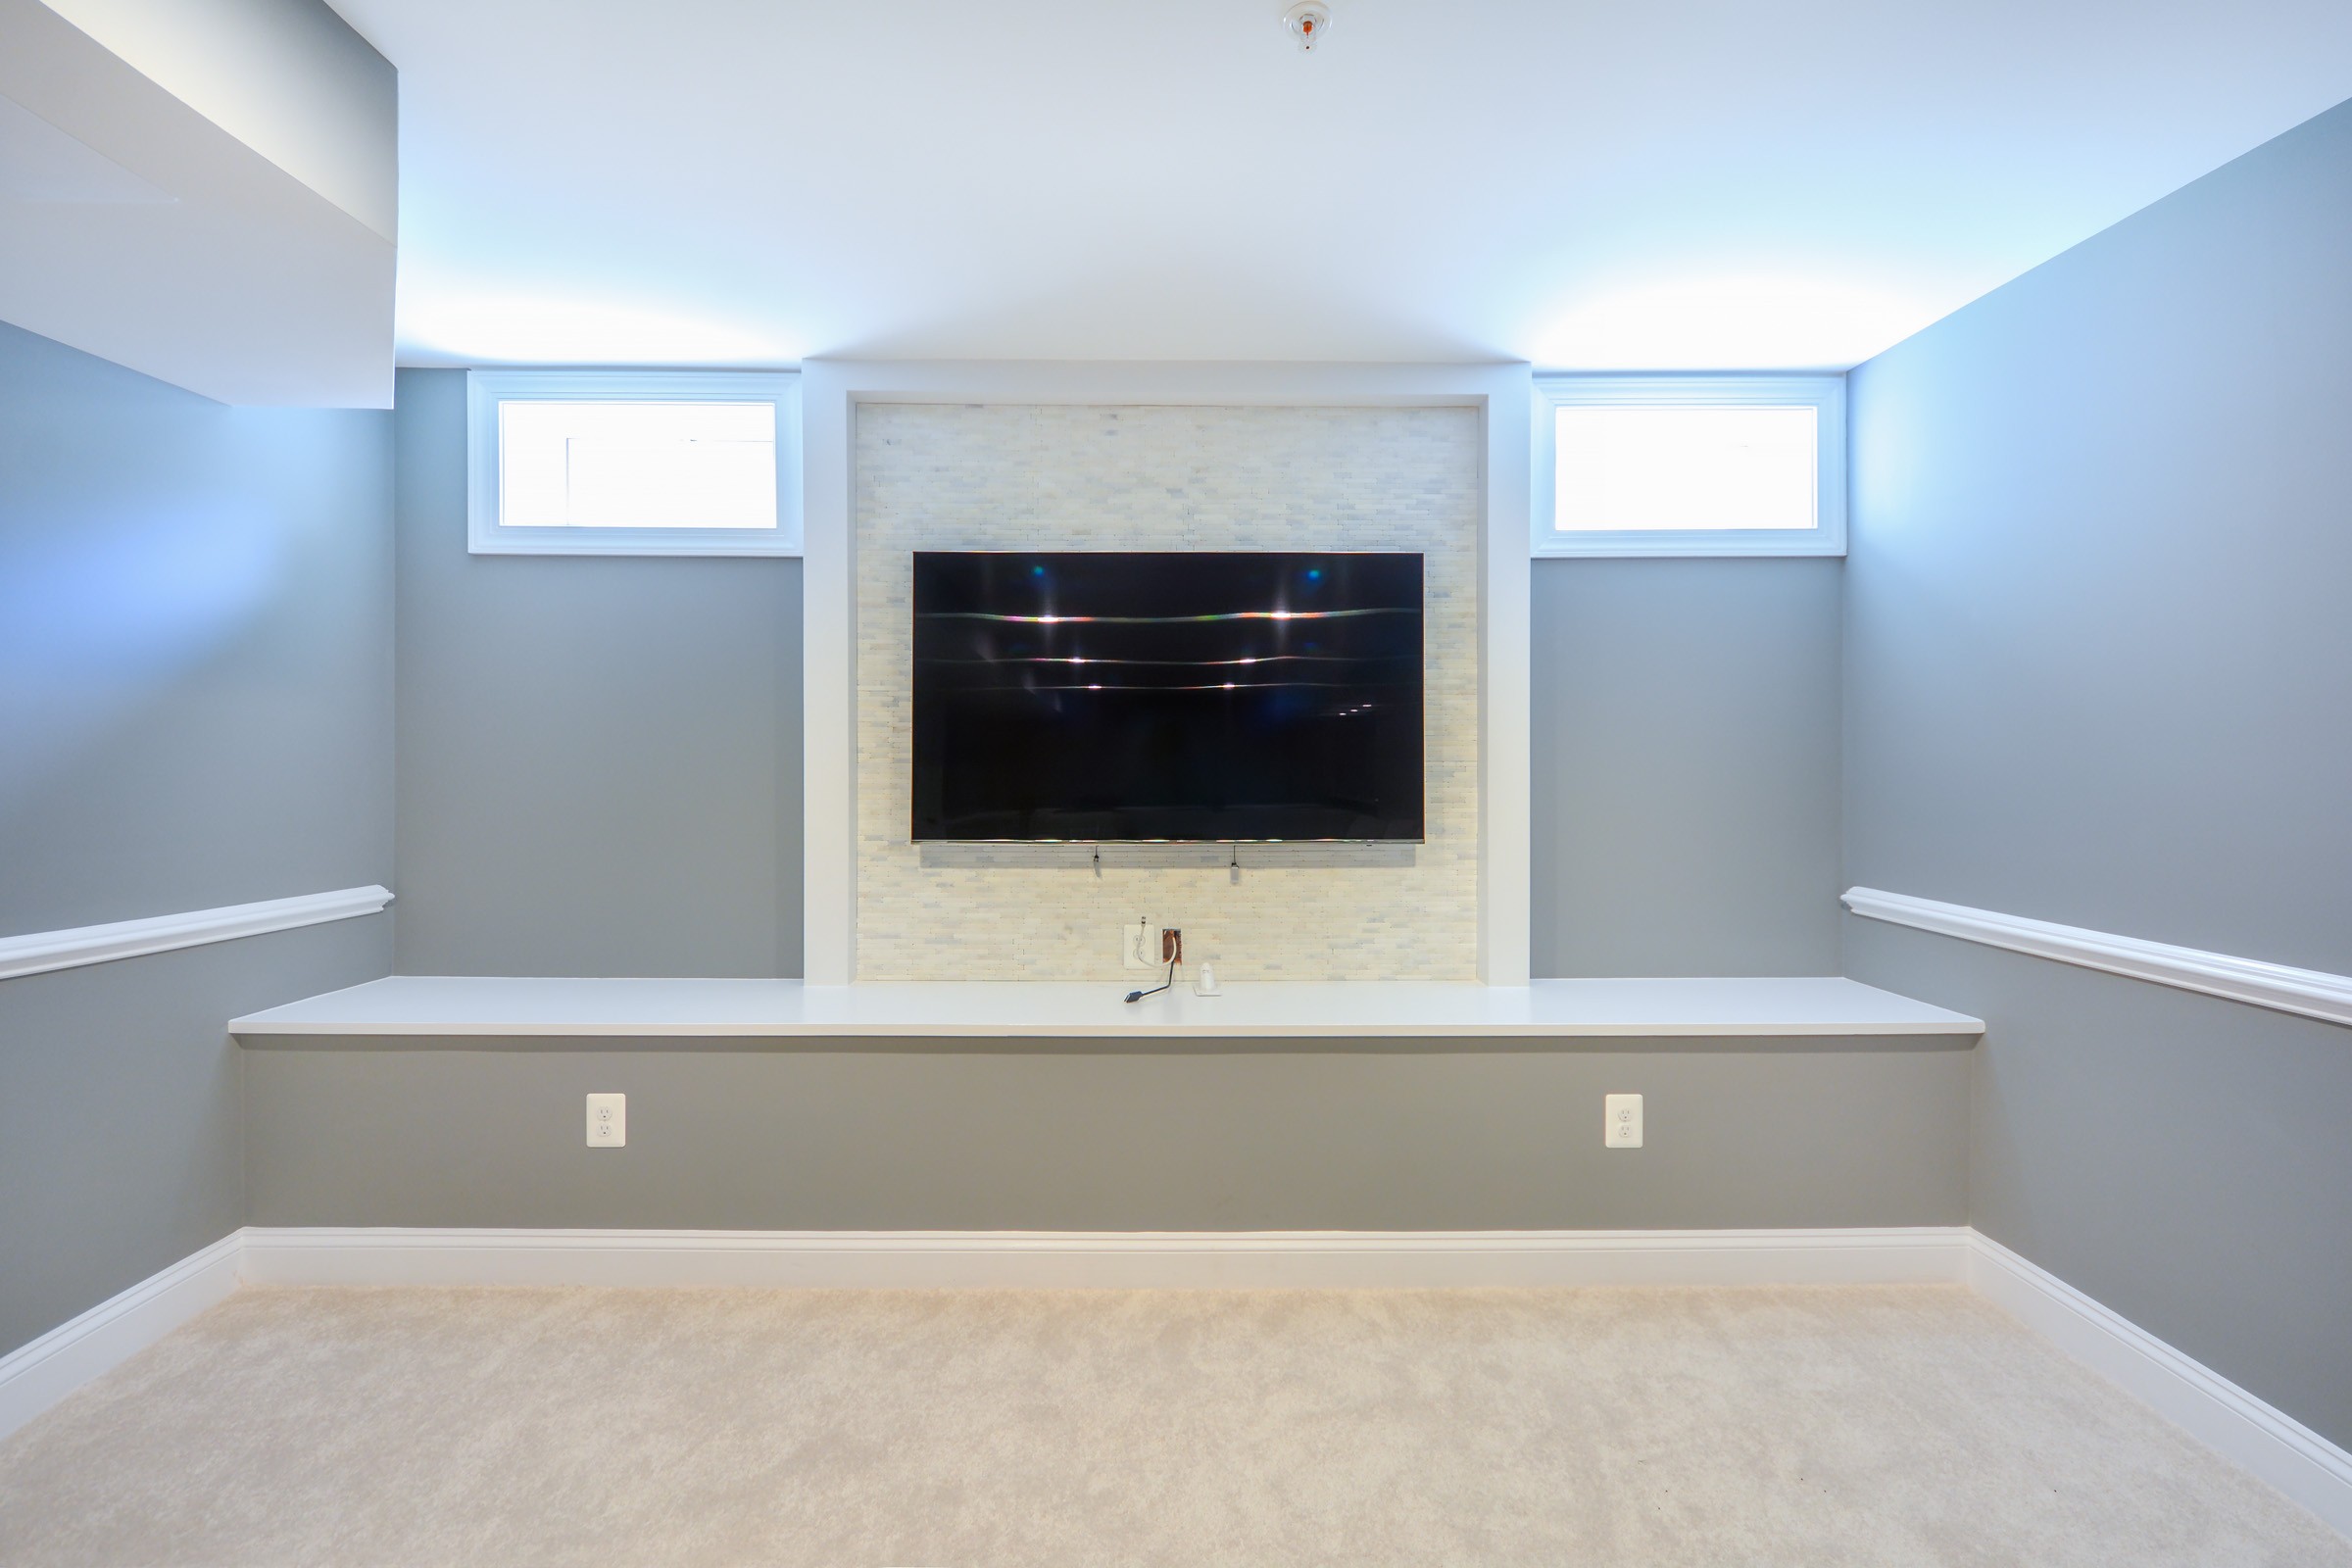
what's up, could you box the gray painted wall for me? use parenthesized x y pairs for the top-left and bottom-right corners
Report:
(1532, 559), (1842, 977)
(3, 927), (388, 1356)
(244, 1040), (1966, 1231)
(0, 319), (392, 1357)
(1845, 100), (2352, 1446)
(245, 394), (1904, 1239)
(392, 368), (804, 978)
(394, 367), (1832, 983)
(0, 327), (391, 933)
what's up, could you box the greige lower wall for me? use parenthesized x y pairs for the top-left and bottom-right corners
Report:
(242, 1043), (1967, 1231)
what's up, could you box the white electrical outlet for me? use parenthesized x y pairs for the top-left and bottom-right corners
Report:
(1120, 916), (1154, 969)
(1604, 1093), (1642, 1149)
(587, 1092), (626, 1148)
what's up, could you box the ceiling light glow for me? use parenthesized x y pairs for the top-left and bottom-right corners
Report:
(1531, 275), (1928, 371)
(401, 293), (785, 366)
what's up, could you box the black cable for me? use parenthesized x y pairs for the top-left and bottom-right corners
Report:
(1125, 957), (1177, 1004)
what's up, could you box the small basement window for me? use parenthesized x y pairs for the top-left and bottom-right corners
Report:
(1533, 375), (1844, 557)
(466, 369), (801, 556)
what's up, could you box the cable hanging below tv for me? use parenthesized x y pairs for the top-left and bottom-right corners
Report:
(911, 551), (1425, 843)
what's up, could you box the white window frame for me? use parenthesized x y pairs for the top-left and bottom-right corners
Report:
(466, 368), (803, 557)
(1531, 374), (1845, 558)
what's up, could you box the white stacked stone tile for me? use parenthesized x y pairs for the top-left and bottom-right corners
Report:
(854, 403), (1481, 981)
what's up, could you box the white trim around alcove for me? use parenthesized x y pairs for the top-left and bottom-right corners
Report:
(1842, 887), (2352, 1028)
(797, 361), (1533, 986)
(9, 1224), (2349, 1540)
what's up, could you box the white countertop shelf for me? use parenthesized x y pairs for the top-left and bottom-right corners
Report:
(229, 976), (1983, 1042)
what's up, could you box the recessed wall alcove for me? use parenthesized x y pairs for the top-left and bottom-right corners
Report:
(798, 362), (1536, 986)
(854, 402), (1478, 980)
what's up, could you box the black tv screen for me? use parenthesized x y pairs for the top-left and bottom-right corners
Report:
(911, 551), (1424, 842)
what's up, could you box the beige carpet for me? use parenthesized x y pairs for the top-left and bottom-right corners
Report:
(0, 1284), (2342, 1567)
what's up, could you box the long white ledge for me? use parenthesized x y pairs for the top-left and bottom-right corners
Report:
(0, 886), (392, 983)
(229, 975), (1982, 1042)
(1843, 886), (2352, 1030)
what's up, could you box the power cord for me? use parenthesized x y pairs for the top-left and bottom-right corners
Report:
(1125, 957), (1178, 1004)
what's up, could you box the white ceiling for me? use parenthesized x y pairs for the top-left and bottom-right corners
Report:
(337, 0), (2352, 372)
(2, 0), (393, 406)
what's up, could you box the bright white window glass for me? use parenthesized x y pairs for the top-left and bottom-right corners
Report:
(498, 401), (776, 530)
(1554, 404), (1818, 532)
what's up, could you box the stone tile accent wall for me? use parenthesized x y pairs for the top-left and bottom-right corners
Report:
(854, 403), (1480, 980)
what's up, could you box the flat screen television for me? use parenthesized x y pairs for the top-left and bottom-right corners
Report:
(911, 551), (1424, 842)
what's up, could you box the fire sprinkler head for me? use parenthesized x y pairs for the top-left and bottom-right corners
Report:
(1282, 0), (1331, 51)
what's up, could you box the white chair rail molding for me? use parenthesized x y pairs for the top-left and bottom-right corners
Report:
(0, 886), (393, 983)
(1842, 887), (2352, 1029)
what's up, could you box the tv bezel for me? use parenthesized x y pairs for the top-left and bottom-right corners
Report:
(907, 548), (1427, 846)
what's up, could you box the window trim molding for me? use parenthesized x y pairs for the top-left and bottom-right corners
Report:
(1531, 373), (1846, 558)
(465, 368), (804, 557)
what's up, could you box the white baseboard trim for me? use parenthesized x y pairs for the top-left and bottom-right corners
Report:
(0, 1231), (243, 1443)
(1967, 1232), (2352, 1539)
(8, 1224), (2346, 1544)
(0, 885), (392, 983)
(237, 1225), (1972, 1291)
